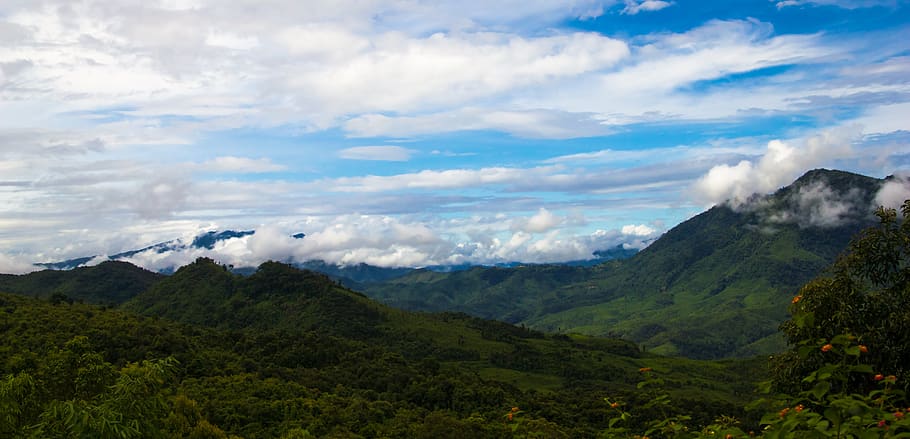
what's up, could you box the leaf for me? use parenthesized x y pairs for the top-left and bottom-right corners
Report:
(849, 364), (873, 374)
(811, 380), (831, 400)
(823, 407), (841, 426)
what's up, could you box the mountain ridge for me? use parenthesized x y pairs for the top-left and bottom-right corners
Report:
(358, 168), (888, 359)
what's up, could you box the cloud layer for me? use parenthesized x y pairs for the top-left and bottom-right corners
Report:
(0, 0), (908, 273)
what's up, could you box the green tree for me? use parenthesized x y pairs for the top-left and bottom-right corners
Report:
(0, 336), (183, 439)
(775, 200), (910, 394)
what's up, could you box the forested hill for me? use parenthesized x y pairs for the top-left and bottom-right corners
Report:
(0, 258), (760, 437)
(0, 260), (162, 305)
(123, 258), (386, 338)
(360, 169), (886, 359)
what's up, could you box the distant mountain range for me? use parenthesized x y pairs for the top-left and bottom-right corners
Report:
(356, 169), (891, 359)
(15, 168), (901, 361)
(34, 232), (641, 282)
(36, 230), (268, 271)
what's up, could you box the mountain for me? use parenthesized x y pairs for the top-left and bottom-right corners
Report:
(123, 258), (386, 338)
(33, 229), (638, 280)
(0, 256), (761, 437)
(0, 260), (163, 304)
(34, 229), (256, 271)
(359, 169), (887, 359)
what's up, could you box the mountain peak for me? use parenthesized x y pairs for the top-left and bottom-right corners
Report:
(787, 168), (880, 193)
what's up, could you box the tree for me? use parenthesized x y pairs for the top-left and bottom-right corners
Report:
(774, 200), (910, 394)
(0, 336), (184, 439)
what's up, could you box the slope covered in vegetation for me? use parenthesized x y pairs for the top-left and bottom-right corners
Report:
(1, 258), (759, 438)
(362, 169), (885, 358)
(0, 260), (163, 305)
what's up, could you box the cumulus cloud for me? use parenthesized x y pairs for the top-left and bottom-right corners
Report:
(875, 173), (910, 212)
(692, 127), (859, 204)
(621, 224), (657, 236)
(513, 208), (562, 233)
(44, 212), (664, 272)
(338, 146), (416, 161)
(621, 0), (673, 15)
(0, 0), (631, 141)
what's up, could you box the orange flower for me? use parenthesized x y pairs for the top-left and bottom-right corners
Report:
(511, 406), (519, 413)
(895, 411), (905, 419)
(859, 345), (868, 353)
(875, 374), (885, 381)
(821, 344), (833, 352)
(725, 435), (733, 439)
(887, 375), (897, 383)
(795, 404), (804, 413)
(610, 402), (620, 408)
(507, 412), (513, 421)
(639, 367), (653, 373)
(779, 407), (790, 418)
(792, 295), (802, 304)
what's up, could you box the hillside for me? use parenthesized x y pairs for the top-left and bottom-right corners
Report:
(0, 258), (761, 437)
(0, 260), (163, 305)
(361, 169), (885, 359)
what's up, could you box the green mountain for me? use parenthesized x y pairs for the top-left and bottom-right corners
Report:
(0, 257), (763, 437)
(360, 169), (886, 359)
(0, 260), (163, 305)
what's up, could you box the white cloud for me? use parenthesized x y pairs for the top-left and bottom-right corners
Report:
(849, 102), (910, 135)
(774, 0), (898, 9)
(621, 0), (673, 15)
(767, 181), (868, 227)
(520, 19), (845, 124)
(0, 0), (631, 140)
(0, 252), (36, 274)
(324, 166), (559, 192)
(513, 208), (562, 233)
(19, 212), (664, 271)
(205, 31), (260, 50)
(692, 126), (860, 204)
(621, 224), (656, 236)
(338, 146), (416, 161)
(203, 156), (287, 173)
(875, 173), (910, 211)
(345, 108), (613, 139)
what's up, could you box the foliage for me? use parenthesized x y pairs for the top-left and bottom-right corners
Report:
(0, 336), (207, 439)
(600, 334), (910, 438)
(0, 255), (758, 438)
(776, 200), (910, 395)
(0, 261), (162, 305)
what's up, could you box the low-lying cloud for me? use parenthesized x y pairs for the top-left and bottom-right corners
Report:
(876, 173), (910, 213)
(40, 214), (663, 273)
(766, 181), (869, 228)
(692, 127), (859, 205)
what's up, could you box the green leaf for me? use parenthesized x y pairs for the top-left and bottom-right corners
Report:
(811, 380), (831, 400)
(823, 407), (841, 426)
(849, 364), (873, 374)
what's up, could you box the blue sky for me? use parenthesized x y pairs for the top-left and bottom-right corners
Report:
(1, 0), (909, 272)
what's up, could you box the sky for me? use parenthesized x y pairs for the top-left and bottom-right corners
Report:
(1, 0), (909, 273)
